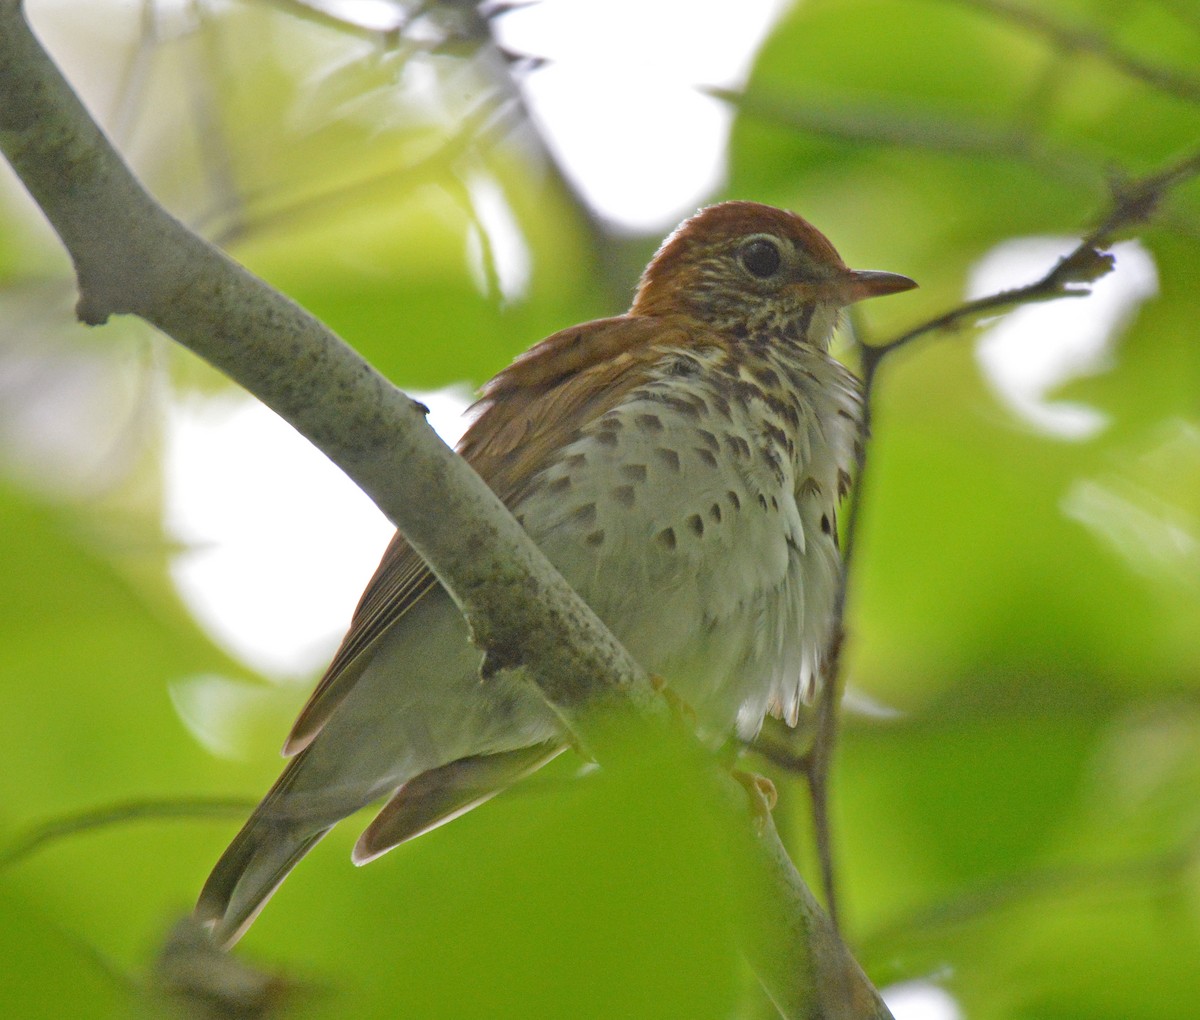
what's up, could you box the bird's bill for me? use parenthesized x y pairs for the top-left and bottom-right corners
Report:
(838, 269), (918, 304)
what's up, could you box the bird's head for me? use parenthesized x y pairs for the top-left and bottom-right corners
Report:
(632, 201), (916, 348)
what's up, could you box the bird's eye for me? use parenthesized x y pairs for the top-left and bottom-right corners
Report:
(739, 238), (782, 279)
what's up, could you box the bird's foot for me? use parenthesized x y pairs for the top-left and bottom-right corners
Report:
(732, 768), (777, 830)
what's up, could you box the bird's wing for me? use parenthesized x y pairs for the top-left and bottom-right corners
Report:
(283, 314), (689, 756)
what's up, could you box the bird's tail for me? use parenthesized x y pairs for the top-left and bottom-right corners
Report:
(195, 756), (344, 947)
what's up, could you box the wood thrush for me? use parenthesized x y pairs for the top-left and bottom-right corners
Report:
(196, 201), (916, 944)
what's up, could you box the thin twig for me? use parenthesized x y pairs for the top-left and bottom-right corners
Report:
(706, 86), (1101, 191)
(860, 831), (1200, 952)
(954, 0), (1200, 105)
(871, 143), (1200, 361)
(0, 798), (256, 869)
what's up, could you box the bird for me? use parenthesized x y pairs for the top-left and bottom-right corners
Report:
(195, 200), (916, 946)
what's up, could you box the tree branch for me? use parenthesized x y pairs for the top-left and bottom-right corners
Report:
(0, 3), (892, 1015)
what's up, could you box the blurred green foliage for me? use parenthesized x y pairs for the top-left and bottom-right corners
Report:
(1, 0), (1198, 1017)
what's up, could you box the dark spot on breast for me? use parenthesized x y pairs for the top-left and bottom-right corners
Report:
(820, 514), (832, 534)
(696, 428), (720, 452)
(764, 392), (791, 418)
(668, 355), (700, 377)
(656, 527), (677, 551)
(696, 447), (718, 468)
(572, 503), (597, 526)
(655, 393), (703, 418)
(585, 529), (605, 547)
(636, 412), (664, 432)
(709, 502), (722, 523)
(754, 365), (781, 389)
(596, 430), (619, 448)
(837, 408), (856, 421)
(758, 493), (769, 511)
(770, 495), (779, 511)
(837, 468), (853, 498)
(733, 379), (762, 406)
(655, 447), (681, 472)
(724, 434), (751, 460)
(764, 423), (789, 449)
(549, 475), (572, 494)
(565, 452), (587, 470)
(686, 513), (704, 537)
(621, 463), (648, 483)
(613, 484), (636, 508)
(727, 490), (741, 511)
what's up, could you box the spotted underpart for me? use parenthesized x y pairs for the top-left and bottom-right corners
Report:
(513, 336), (862, 738)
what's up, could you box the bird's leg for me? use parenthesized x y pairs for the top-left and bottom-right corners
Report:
(649, 672), (699, 729)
